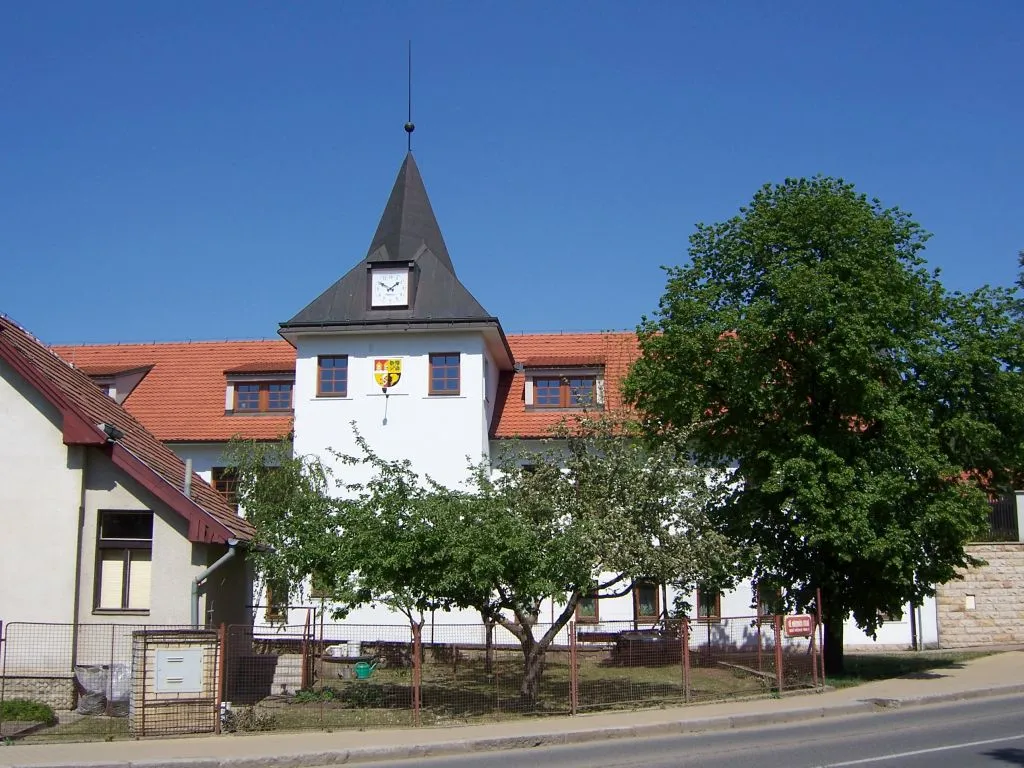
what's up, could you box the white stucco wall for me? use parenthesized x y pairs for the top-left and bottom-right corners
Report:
(167, 442), (234, 483)
(0, 360), (82, 625)
(292, 330), (491, 490)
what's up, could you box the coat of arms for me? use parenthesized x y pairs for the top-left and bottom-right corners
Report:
(374, 358), (402, 389)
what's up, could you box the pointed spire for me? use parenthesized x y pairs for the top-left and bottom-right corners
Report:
(365, 152), (455, 274)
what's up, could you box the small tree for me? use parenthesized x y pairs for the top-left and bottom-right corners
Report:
(624, 177), (1024, 673)
(229, 413), (736, 705)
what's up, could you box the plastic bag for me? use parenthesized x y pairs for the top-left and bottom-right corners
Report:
(107, 663), (130, 717)
(74, 665), (108, 715)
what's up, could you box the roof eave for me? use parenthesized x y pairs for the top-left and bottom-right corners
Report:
(0, 332), (106, 447)
(278, 317), (515, 369)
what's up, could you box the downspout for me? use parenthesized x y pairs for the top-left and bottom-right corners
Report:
(191, 539), (240, 627)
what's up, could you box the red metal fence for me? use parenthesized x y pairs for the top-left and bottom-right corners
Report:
(1, 613), (824, 740)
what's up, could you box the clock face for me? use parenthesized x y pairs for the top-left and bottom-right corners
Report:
(370, 268), (409, 307)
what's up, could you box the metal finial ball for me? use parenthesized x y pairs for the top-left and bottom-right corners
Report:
(404, 122), (415, 134)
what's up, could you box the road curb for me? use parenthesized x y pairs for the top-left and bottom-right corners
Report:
(6, 685), (1024, 768)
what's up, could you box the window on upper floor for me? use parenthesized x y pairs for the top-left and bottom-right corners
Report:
(429, 353), (460, 396)
(233, 382), (293, 412)
(95, 510), (153, 613)
(533, 376), (598, 408)
(211, 467), (239, 511)
(525, 368), (604, 411)
(317, 355), (349, 397)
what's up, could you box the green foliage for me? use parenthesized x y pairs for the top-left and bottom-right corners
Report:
(624, 176), (1024, 662)
(221, 706), (277, 732)
(228, 412), (737, 701)
(0, 699), (57, 726)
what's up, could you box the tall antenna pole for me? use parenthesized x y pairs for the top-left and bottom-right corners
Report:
(404, 40), (415, 152)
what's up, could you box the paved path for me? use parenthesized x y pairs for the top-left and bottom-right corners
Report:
(2, 651), (1022, 768)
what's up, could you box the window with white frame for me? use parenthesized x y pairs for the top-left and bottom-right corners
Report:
(524, 367), (605, 410)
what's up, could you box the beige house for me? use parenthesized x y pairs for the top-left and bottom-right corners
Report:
(0, 314), (254, 632)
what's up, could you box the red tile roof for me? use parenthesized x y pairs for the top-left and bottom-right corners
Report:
(0, 316), (253, 543)
(51, 332), (640, 443)
(494, 332), (640, 439)
(52, 340), (295, 442)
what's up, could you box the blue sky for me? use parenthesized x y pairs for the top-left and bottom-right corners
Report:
(2, 1), (1021, 344)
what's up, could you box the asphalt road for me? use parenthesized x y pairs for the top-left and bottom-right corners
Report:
(355, 694), (1024, 768)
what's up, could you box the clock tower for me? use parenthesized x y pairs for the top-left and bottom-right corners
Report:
(280, 152), (514, 489)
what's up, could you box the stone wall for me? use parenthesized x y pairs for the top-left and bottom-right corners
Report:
(936, 543), (1024, 648)
(0, 677), (75, 710)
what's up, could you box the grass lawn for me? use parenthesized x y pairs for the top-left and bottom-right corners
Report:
(9, 649), (997, 740)
(19, 715), (130, 744)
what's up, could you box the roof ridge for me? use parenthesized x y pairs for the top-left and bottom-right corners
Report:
(51, 338), (289, 348)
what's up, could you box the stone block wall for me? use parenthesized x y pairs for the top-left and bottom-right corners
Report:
(0, 677), (75, 710)
(936, 543), (1024, 648)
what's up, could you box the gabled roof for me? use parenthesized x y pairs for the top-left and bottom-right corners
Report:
(492, 332), (641, 439)
(52, 340), (294, 442)
(0, 315), (253, 544)
(281, 153), (499, 332)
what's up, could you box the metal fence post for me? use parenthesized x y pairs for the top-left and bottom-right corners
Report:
(214, 623), (226, 734)
(817, 587), (826, 687)
(774, 615), (784, 694)
(0, 620), (5, 729)
(682, 617), (691, 704)
(809, 613), (819, 689)
(569, 621), (578, 715)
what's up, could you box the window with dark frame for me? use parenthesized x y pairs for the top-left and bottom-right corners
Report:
(265, 579), (289, 622)
(429, 353), (460, 395)
(309, 571), (333, 600)
(233, 382), (293, 412)
(95, 511), (153, 612)
(317, 356), (348, 397)
(634, 581), (660, 621)
(576, 591), (599, 623)
(757, 582), (784, 617)
(696, 587), (722, 622)
(531, 375), (598, 409)
(211, 467), (239, 510)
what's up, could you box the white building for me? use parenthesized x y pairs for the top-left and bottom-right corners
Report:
(44, 151), (938, 650)
(0, 316), (254, 635)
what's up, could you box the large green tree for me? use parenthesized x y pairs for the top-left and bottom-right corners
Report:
(624, 177), (1024, 673)
(229, 414), (735, 704)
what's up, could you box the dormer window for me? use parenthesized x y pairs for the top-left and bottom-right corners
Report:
(80, 364), (153, 405)
(524, 360), (605, 411)
(224, 363), (296, 415)
(233, 382), (293, 412)
(534, 376), (597, 408)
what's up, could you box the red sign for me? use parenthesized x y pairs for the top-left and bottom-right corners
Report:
(784, 615), (813, 637)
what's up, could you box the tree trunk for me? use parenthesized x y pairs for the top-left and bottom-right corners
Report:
(484, 617), (495, 675)
(823, 617), (844, 676)
(519, 644), (547, 707)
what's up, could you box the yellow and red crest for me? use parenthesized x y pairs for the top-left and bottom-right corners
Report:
(373, 358), (402, 389)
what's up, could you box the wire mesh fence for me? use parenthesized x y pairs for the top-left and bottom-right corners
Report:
(1, 613), (823, 741)
(0, 622), (221, 742)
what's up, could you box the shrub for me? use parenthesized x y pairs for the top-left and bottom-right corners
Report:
(0, 699), (57, 725)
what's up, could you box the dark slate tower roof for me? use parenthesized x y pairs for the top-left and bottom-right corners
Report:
(281, 153), (497, 330)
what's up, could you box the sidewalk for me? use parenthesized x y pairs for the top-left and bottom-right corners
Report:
(3, 651), (1023, 768)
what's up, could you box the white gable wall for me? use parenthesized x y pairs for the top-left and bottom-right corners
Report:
(0, 359), (82, 624)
